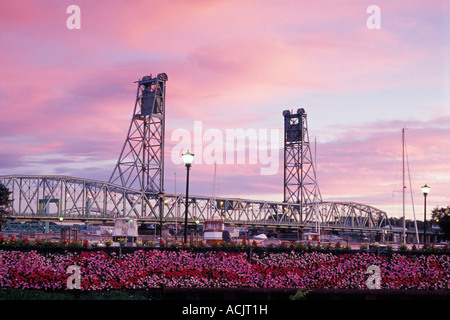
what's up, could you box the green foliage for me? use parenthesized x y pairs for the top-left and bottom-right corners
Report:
(0, 183), (12, 219)
(0, 184), (12, 206)
(432, 205), (450, 241)
(289, 289), (312, 300)
(0, 288), (153, 300)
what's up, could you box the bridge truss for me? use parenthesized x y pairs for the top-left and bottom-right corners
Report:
(0, 175), (391, 232)
(0, 73), (393, 234)
(109, 73), (168, 193)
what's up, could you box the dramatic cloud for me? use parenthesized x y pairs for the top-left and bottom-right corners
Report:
(0, 0), (448, 220)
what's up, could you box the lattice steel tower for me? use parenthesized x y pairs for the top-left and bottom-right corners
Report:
(109, 73), (168, 193)
(283, 108), (322, 206)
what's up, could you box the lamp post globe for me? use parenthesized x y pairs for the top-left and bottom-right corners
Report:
(182, 151), (194, 167)
(421, 184), (430, 196)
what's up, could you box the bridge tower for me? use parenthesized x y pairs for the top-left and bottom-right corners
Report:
(283, 108), (322, 208)
(109, 73), (168, 194)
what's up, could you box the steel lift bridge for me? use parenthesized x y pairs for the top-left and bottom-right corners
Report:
(0, 73), (391, 235)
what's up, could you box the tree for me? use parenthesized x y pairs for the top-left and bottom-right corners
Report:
(432, 205), (450, 241)
(0, 183), (13, 230)
(0, 183), (12, 209)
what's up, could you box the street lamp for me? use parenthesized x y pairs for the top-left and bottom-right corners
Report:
(182, 151), (194, 243)
(421, 184), (430, 244)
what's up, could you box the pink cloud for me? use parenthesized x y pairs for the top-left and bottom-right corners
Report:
(0, 0), (448, 221)
(315, 118), (450, 217)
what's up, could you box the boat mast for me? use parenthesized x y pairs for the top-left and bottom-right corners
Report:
(402, 128), (420, 244)
(402, 128), (406, 243)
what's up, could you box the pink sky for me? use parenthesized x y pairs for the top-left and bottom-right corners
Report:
(0, 0), (449, 220)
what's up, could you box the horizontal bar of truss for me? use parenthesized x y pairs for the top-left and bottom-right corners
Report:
(0, 175), (391, 231)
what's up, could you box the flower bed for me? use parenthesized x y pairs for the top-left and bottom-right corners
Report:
(1, 247), (449, 291)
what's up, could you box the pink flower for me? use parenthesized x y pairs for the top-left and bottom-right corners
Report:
(0, 249), (449, 290)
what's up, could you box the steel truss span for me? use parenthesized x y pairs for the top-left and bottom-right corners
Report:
(0, 175), (390, 231)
